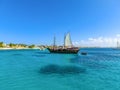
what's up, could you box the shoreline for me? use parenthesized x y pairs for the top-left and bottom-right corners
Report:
(0, 48), (40, 50)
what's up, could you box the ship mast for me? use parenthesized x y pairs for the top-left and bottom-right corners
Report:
(53, 35), (56, 50)
(64, 33), (66, 48)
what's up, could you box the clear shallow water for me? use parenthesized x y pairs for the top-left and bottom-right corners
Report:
(0, 48), (120, 90)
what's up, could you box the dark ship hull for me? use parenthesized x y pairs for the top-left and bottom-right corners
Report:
(47, 48), (79, 54)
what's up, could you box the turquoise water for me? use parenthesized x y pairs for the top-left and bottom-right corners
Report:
(0, 48), (120, 90)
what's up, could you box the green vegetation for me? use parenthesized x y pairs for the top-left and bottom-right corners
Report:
(28, 45), (35, 48)
(9, 43), (17, 48)
(18, 44), (27, 47)
(0, 42), (5, 47)
(0, 42), (29, 49)
(8, 43), (28, 48)
(0, 41), (48, 49)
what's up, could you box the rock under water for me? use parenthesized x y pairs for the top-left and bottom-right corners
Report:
(40, 64), (86, 75)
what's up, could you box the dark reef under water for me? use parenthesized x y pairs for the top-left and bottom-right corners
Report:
(40, 64), (86, 75)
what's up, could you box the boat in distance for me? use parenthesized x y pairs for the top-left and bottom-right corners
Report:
(47, 32), (80, 54)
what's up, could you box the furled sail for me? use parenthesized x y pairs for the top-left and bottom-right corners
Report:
(64, 33), (73, 48)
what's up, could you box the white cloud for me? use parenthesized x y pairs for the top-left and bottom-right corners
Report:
(73, 35), (120, 47)
(116, 34), (120, 37)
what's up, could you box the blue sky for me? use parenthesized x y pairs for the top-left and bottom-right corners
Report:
(0, 0), (120, 46)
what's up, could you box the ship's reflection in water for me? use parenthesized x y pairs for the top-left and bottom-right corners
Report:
(40, 64), (86, 75)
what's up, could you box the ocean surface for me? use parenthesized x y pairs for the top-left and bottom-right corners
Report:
(0, 48), (120, 90)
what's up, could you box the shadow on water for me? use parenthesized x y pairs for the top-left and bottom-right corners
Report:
(32, 55), (46, 57)
(12, 54), (23, 56)
(33, 52), (50, 57)
(35, 52), (50, 54)
(70, 56), (108, 69)
(40, 64), (86, 75)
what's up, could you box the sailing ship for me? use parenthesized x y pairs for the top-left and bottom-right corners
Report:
(47, 33), (79, 54)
